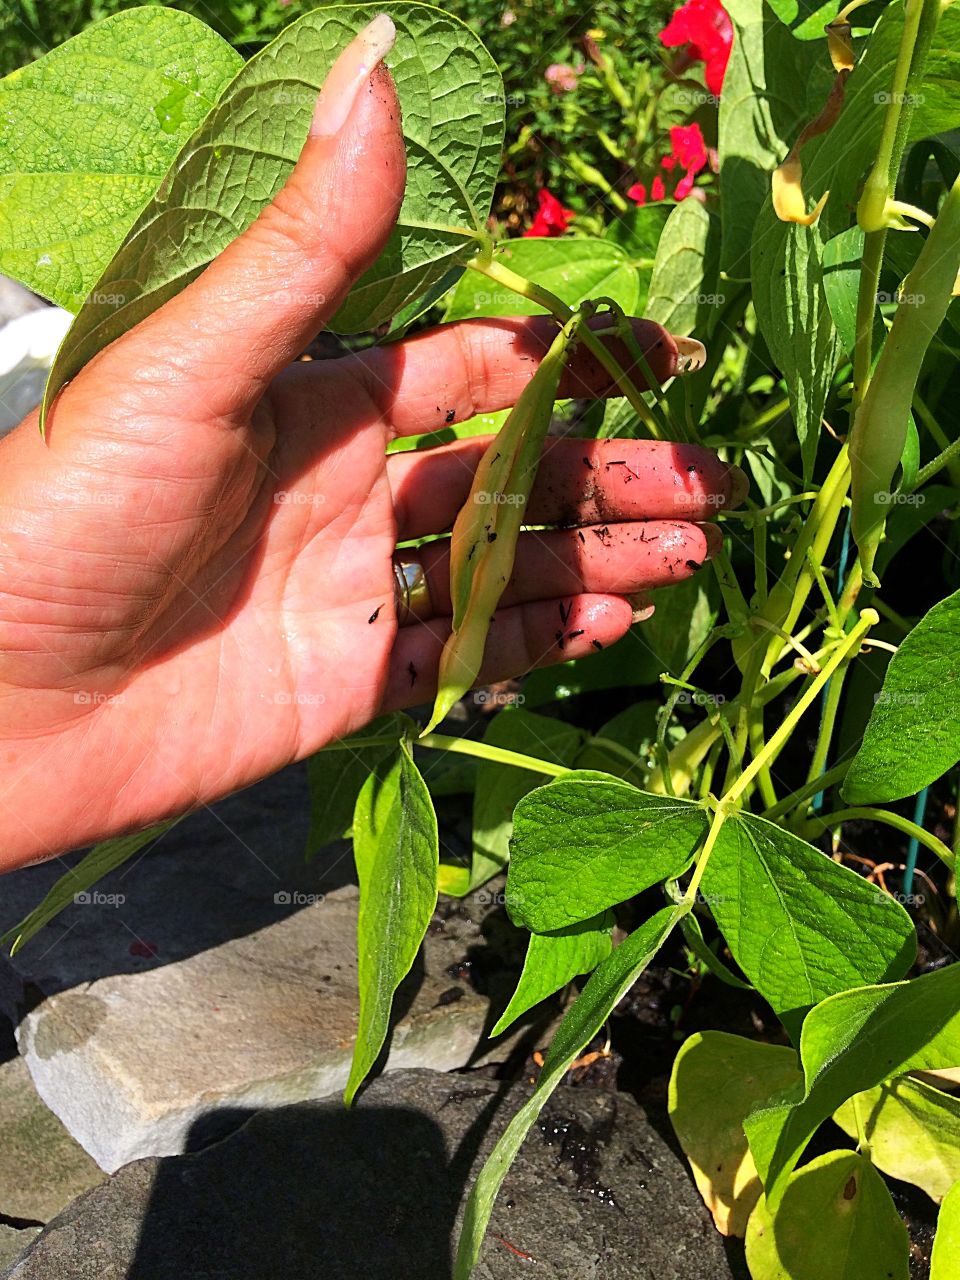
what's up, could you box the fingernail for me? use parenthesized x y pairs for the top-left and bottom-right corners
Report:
(310, 13), (397, 139)
(628, 591), (656, 624)
(697, 522), (724, 560)
(725, 464), (750, 509)
(672, 335), (707, 375)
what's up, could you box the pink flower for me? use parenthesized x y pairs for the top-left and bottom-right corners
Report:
(627, 182), (647, 205)
(659, 0), (733, 97)
(660, 123), (708, 199)
(651, 175), (667, 201)
(524, 188), (575, 237)
(545, 63), (580, 93)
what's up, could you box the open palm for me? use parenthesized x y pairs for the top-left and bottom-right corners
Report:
(0, 53), (740, 872)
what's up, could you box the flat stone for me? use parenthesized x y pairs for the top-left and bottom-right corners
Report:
(2, 1069), (738, 1280)
(0, 766), (531, 1173)
(0, 1055), (104, 1221)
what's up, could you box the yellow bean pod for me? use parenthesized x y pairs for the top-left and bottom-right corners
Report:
(423, 315), (582, 733)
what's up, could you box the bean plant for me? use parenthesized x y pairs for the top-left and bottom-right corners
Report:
(2, 3), (960, 1277)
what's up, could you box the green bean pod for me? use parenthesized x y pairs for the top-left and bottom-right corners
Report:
(423, 314), (582, 734)
(850, 175), (960, 585)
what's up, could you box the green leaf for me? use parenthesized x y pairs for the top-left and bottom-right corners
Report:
(454, 904), (680, 1279)
(702, 813), (915, 1038)
(0, 8), (242, 312)
(574, 700), (660, 785)
(669, 1031), (802, 1235)
(644, 198), (721, 337)
(843, 588), (960, 804)
(745, 961), (960, 1209)
(1, 820), (180, 955)
(45, 2), (504, 411)
(834, 1076), (960, 1202)
(346, 735), (438, 1104)
(745, 1150), (909, 1280)
(304, 714), (407, 858)
(766, 1), (842, 39)
(490, 910), (613, 1038)
(447, 708), (582, 896)
(442, 237), (640, 322)
(932, 1180), (960, 1280)
(718, 0), (827, 279)
(506, 773), (706, 932)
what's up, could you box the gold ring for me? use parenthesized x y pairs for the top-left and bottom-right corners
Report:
(393, 554), (433, 624)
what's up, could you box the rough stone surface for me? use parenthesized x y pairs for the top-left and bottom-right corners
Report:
(0, 766), (530, 1173)
(0, 1056), (104, 1268)
(0, 278), (42, 325)
(2, 1069), (739, 1280)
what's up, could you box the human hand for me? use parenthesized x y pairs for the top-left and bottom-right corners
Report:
(0, 16), (744, 870)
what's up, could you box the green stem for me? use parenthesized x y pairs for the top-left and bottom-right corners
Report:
(811, 806), (956, 871)
(466, 257), (665, 439)
(418, 732), (571, 777)
(803, 649), (852, 794)
(909, 431), (960, 491)
(762, 761), (851, 822)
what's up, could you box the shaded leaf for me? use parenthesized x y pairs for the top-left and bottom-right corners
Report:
(304, 713), (407, 858)
(644, 198), (721, 337)
(746, 1150), (909, 1280)
(745, 962), (960, 1209)
(669, 1031), (801, 1235)
(490, 910), (613, 1038)
(931, 1180), (960, 1280)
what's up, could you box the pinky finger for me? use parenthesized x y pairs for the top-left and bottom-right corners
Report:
(381, 594), (634, 713)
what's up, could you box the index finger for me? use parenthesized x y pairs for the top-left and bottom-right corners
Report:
(347, 314), (688, 437)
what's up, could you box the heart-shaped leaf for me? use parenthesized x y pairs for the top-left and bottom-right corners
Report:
(44, 3), (504, 416)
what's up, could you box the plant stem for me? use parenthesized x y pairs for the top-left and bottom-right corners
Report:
(418, 732), (571, 777)
(804, 648), (852, 795)
(811, 806), (956, 871)
(466, 257), (665, 439)
(762, 761), (850, 822)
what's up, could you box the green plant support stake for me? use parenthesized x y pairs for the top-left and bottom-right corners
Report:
(423, 311), (583, 733)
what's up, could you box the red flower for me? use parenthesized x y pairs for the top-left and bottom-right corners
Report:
(651, 175), (666, 201)
(659, 123), (708, 200)
(525, 188), (575, 237)
(659, 0), (733, 97)
(627, 182), (647, 205)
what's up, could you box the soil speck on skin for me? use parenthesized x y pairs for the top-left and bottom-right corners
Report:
(368, 605), (383, 624)
(445, 408), (456, 423)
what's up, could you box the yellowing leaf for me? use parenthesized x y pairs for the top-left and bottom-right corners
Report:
(834, 1076), (960, 1202)
(668, 1031), (801, 1235)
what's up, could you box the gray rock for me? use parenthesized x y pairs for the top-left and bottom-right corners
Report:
(0, 1055), (104, 1222)
(0, 278), (42, 326)
(0, 766), (532, 1173)
(2, 1069), (738, 1280)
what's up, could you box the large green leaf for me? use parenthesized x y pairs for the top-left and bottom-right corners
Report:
(745, 961), (960, 1208)
(490, 910), (613, 1037)
(834, 1076), (960, 1202)
(669, 1031), (802, 1236)
(346, 734), (438, 1104)
(644, 198), (721, 337)
(1, 819), (180, 955)
(506, 773), (706, 931)
(440, 708), (582, 896)
(718, 0), (827, 279)
(751, 0), (960, 477)
(843, 588), (960, 804)
(455, 904), (681, 1279)
(45, 2), (504, 411)
(702, 813), (915, 1037)
(932, 1180), (960, 1280)
(0, 8), (242, 312)
(304, 713), (407, 858)
(745, 1150), (909, 1280)
(442, 237), (641, 322)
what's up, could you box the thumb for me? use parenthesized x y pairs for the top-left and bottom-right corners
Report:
(113, 14), (405, 421)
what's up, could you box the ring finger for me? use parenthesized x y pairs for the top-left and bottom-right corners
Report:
(395, 518), (720, 625)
